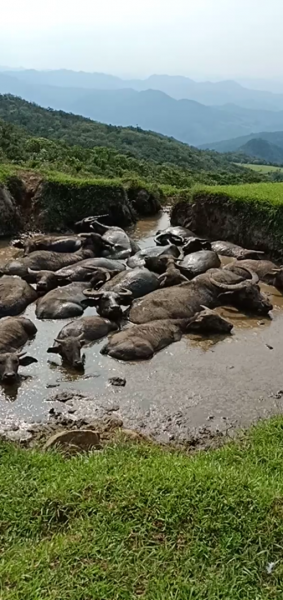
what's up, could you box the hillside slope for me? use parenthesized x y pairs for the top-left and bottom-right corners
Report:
(0, 95), (265, 185)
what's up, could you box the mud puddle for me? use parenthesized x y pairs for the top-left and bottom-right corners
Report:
(1, 211), (283, 444)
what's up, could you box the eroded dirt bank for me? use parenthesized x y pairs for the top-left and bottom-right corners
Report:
(0, 173), (162, 235)
(1, 212), (283, 447)
(171, 192), (283, 261)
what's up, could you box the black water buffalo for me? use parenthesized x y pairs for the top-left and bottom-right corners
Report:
(101, 309), (233, 361)
(158, 259), (189, 287)
(128, 245), (180, 269)
(225, 260), (283, 290)
(155, 226), (194, 246)
(84, 268), (160, 320)
(90, 221), (140, 259)
(177, 250), (221, 279)
(0, 244), (96, 281)
(22, 234), (86, 255)
(0, 317), (37, 383)
(183, 237), (211, 255)
(0, 276), (37, 317)
(96, 268), (160, 297)
(36, 282), (92, 319)
(211, 241), (264, 260)
(29, 257), (126, 295)
(47, 316), (118, 368)
(129, 268), (272, 324)
(83, 289), (133, 321)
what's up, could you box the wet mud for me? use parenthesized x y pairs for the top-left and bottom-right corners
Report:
(1, 211), (283, 445)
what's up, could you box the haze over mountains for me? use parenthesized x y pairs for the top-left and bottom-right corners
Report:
(2, 69), (283, 147)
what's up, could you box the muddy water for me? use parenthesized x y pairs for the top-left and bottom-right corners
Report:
(2, 213), (283, 443)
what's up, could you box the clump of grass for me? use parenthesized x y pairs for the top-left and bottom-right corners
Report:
(1, 417), (283, 599)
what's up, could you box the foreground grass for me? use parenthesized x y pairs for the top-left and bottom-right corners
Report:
(1, 420), (283, 599)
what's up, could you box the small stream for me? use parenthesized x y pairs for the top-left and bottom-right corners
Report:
(1, 211), (283, 443)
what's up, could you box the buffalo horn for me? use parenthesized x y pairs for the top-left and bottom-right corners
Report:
(119, 288), (133, 297)
(210, 267), (258, 290)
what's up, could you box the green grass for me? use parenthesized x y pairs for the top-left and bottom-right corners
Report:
(1, 418), (283, 599)
(194, 181), (283, 205)
(236, 163), (283, 174)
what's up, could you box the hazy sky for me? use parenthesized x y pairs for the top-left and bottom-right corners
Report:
(0, 0), (282, 79)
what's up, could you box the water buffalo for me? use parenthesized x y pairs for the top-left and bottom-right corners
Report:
(47, 316), (118, 368)
(90, 221), (140, 259)
(84, 267), (160, 320)
(29, 258), (126, 295)
(155, 226), (194, 246)
(183, 237), (211, 255)
(177, 250), (221, 279)
(158, 259), (189, 287)
(211, 241), (264, 260)
(83, 289), (133, 321)
(0, 243), (96, 281)
(101, 309), (233, 361)
(225, 260), (283, 290)
(22, 234), (87, 255)
(128, 245), (180, 269)
(95, 268), (160, 297)
(36, 282), (93, 319)
(0, 317), (37, 383)
(0, 276), (37, 317)
(129, 268), (272, 324)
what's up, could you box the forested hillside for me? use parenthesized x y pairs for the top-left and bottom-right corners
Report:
(0, 95), (265, 186)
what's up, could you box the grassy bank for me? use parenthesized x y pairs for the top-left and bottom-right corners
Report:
(1, 418), (283, 599)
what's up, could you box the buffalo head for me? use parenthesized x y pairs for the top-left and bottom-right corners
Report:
(83, 288), (133, 321)
(47, 335), (85, 369)
(183, 238), (211, 255)
(0, 352), (37, 384)
(28, 269), (71, 294)
(210, 269), (273, 315)
(155, 232), (184, 246)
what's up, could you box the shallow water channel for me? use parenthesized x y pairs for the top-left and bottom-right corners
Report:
(1, 211), (283, 443)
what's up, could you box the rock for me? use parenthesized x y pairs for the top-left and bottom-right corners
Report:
(43, 429), (101, 452)
(47, 390), (87, 403)
(109, 377), (126, 387)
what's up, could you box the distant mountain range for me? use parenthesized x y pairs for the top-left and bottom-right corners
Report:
(4, 69), (283, 111)
(201, 131), (283, 153)
(3, 70), (283, 146)
(237, 138), (283, 165)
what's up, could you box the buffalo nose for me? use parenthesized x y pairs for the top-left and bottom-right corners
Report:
(73, 360), (84, 370)
(3, 372), (16, 383)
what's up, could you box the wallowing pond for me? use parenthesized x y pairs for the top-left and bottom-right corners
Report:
(1, 210), (283, 444)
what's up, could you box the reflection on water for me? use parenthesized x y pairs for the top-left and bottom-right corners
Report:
(0, 211), (283, 421)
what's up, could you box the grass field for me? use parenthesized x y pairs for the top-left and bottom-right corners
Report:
(236, 163), (283, 174)
(194, 181), (283, 206)
(1, 418), (283, 599)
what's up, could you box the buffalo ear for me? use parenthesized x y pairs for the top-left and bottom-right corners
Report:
(47, 346), (60, 354)
(19, 356), (38, 366)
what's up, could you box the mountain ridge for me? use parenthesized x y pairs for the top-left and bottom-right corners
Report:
(3, 74), (283, 146)
(4, 68), (283, 111)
